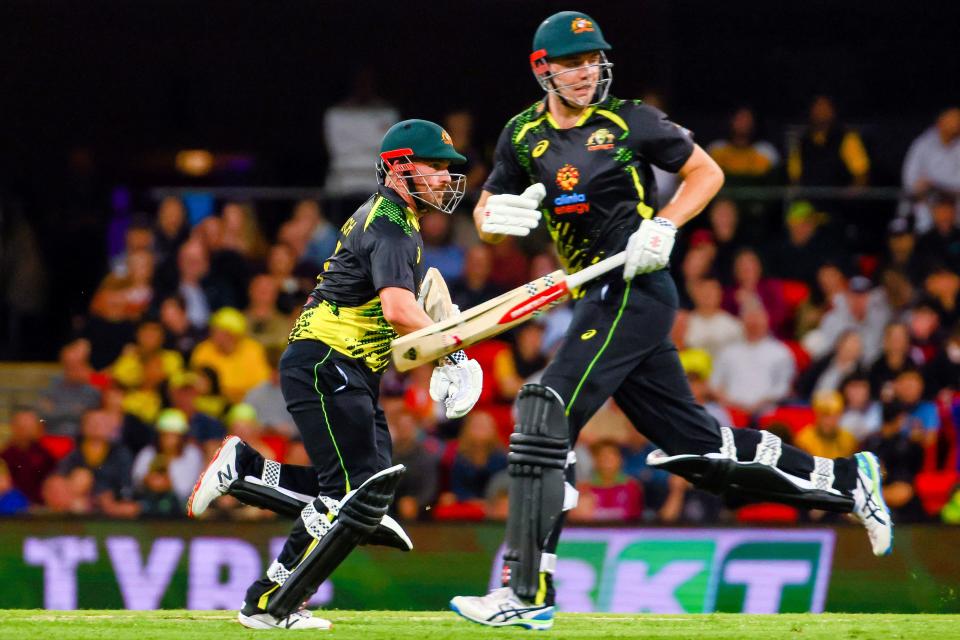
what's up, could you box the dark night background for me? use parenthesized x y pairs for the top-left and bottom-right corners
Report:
(0, 0), (957, 359)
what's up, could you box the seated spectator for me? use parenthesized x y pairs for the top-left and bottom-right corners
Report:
(879, 267), (917, 321)
(153, 196), (190, 271)
(388, 407), (438, 521)
(292, 199), (338, 271)
(450, 245), (502, 311)
(100, 384), (151, 458)
(571, 440), (642, 523)
(923, 266), (960, 333)
(224, 403), (281, 460)
(40, 468), (95, 515)
(513, 323), (548, 380)
(244, 347), (296, 438)
(245, 275), (292, 352)
(192, 213), (251, 309)
(861, 402), (927, 522)
(892, 369), (940, 445)
(687, 371), (733, 428)
(706, 198), (747, 286)
(869, 322), (918, 399)
(711, 304), (795, 416)
(162, 240), (213, 329)
(876, 217), (926, 286)
(190, 308), (271, 403)
(767, 201), (840, 287)
(56, 410), (139, 518)
(0, 408), (56, 504)
(92, 248), (155, 322)
(901, 107), (960, 233)
(685, 277), (744, 359)
(723, 248), (788, 338)
(916, 192), (960, 275)
(119, 354), (168, 424)
(83, 280), (140, 369)
(108, 219), (154, 278)
(795, 390), (858, 459)
(839, 373), (882, 442)
(795, 262), (849, 340)
(111, 321), (184, 390)
(159, 294), (206, 359)
(220, 201), (268, 263)
(132, 409), (204, 505)
(908, 298), (944, 365)
(137, 455), (183, 518)
(707, 107), (780, 183)
(167, 371), (227, 459)
(797, 329), (865, 400)
(36, 339), (102, 437)
(677, 230), (717, 308)
(925, 324), (960, 395)
(788, 95), (870, 187)
(421, 212), (465, 282)
(673, 309), (713, 381)
(267, 243), (308, 314)
(0, 460), (29, 515)
(447, 412), (507, 503)
(804, 276), (890, 365)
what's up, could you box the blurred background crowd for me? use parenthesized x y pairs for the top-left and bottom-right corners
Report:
(0, 2), (958, 527)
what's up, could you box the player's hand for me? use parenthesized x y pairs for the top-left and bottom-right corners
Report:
(480, 183), (546, 237)
(429, 356), (483, 419)
(623, 217), (677, 280)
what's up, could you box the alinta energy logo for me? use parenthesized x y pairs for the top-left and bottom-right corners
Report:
(554, 192), (589, 215)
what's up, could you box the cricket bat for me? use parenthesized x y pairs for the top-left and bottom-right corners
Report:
(391, 251), (627, 371)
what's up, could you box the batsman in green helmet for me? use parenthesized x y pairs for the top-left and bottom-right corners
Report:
(187, 119), (484, 630)
(450, 10), (893, 630)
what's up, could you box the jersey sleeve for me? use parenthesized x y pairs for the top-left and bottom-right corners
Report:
(367, 221), (419, 294)
(627, 104), (696, 173)
(482, 123), (530, 195)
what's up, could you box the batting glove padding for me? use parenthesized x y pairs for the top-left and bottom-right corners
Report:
(623, 217), (677, 280)
(481, 183), (546, 237)
(430, 359), (483, 420)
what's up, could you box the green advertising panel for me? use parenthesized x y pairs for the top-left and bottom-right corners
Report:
(0, 519), (958, 613)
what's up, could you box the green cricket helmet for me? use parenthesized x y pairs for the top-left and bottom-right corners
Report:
(530, 11), (613, 107)
(377, 119), (467, 214)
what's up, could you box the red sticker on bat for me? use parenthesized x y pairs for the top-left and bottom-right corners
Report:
(498, 283), (569, 324)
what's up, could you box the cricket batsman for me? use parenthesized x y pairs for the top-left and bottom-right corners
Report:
(450, 11), (893, 629)
(187, 119), (483, 630)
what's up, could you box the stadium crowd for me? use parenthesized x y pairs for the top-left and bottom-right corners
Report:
(1, 98), (959, 528)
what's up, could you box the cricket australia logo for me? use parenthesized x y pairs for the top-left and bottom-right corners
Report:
(586, 128), (615, 151)
(555, 164), (580, 191)
(571, 17), (594, 33)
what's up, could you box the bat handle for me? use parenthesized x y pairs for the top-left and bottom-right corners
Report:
(565, 251), (627, 289)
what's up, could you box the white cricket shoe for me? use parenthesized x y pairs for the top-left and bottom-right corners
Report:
(852, 451), (894, 556)
(187, 435), (242, 517)
(450, 587), (555, 630)
(238, 607), (332, 630)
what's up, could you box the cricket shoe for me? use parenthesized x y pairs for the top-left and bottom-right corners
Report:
(851, 451), (894, 556)
(238, 603), (331, 630)
(187, 435), (249, 517)
(450, 587), (555, 630)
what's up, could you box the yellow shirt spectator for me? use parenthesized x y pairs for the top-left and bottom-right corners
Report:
(190, 308), (272, 403)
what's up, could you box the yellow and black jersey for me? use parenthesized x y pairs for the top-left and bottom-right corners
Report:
(288, 187), (424, 373)
(485, 96), (694, 274)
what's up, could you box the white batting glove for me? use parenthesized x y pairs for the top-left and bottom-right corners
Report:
(480, 183), (546, 237)
(623, 217), (677, 280)
(429, 355), (483, 420)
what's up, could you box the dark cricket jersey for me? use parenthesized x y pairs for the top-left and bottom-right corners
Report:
(485, 96), (694, 274)
(288, 186), (424, 372)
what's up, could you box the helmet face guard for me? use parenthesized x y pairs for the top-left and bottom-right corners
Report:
(377, 148), (466, 215)
(530, 49), (613, 108)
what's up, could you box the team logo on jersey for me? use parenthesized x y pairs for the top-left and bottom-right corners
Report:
(554, 192), (590, 215)
(555, 164), (580, 190)
(571, 17), (594, 34)
(440, 129), (454, 145)
(532, 140), (550, 157)
(586, 128), (615, 151)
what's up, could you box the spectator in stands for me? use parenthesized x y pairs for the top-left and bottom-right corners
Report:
(244, 274), (291, 353)
(57, 409), (138, 518)
(225, 403), (281, 460)
(796, 262), (848, 338)
(908, 299), (944, 365)
(450, 244), (502, 310)
(925, 324), (960, 395)
(191, 214), (250, 309)
(388, 407), (438, 520)
(673, 309), (712, 382)
(571, 440), (642, 523)
(868, 322), (918, 399)
(861, 401), (927, 522)
(136, 455), (182, 518)
(893, 369), (940, 445)
(788, 95), (870, 187)
(0, 408), (56, 504)
(220, 201), (268, 263)
(153, 196), (190, 271)
(322, 66), (399, 216)
(167, 371), (226, 459)
(108, 218), (154, 278)
(513, 323), (548, 380)
(878, 217), (926, 286)
(159, 294), (205, 358)
(678, 231), (718, 308)
(723, 248), (788, 338)
(529, 253), (574, 356)
(923, 266), (960, 330)
(489, 238), (531, 292)
(447, 411), (507, 503)
(707, 107), (780, 183)
(839, 373), (882, 442)
(421, 212), (465, 282)
(266, 243), (307, 314)
(711, 303), (795, 416)
(768, 201), (840, 286)
(100, 383), (150, 458)
(86, 252), (151, 367)
(0, 460), (29, 515)
(795, 390), (858, 459)
(293, 199), (338, 271)
(878, 268), (917, 321)
(804, 275), (890, 365)
(244, 347), (296, 439)
(685, 277), (744, 359)
(687, 371), (733, 428)
(162, 240), (214, 329)
(40, 468), (94, 515)
(902, 107), (960, 233)
(444, 109), (489, 198)
(798, 329), (865, 400)
(707, 198), (747, 286)
(36, 339), (101, 437)
(132, 409), (204, 505)
(119, 352), (167, 424)
(110, 320), (184, 390)
(916, 192), (960, 275)
(190, 307), (271, 403)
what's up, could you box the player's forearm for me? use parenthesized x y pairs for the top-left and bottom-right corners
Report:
(380, 287), (435, 336)
(656, 146), (725, 228)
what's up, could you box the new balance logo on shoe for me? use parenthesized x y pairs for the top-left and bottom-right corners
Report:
(217, 465), (234, 486)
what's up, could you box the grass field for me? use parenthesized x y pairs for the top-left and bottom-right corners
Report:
(1, 610), (959, 640)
